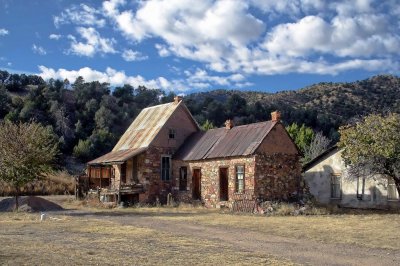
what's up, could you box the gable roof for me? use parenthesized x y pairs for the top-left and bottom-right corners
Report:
(88, 100), (199, 165)
(174, 121), (277, 161)
(302, 145), (341, 172)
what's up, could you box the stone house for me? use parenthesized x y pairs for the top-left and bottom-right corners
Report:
(85, 97), (302, 207)
(303, 146), (399, 209)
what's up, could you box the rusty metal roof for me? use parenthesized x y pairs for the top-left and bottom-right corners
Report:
(88, 100), (198, 165)
(112, 102), (181, 151)
(175, 121), (277, 161)
(88, 147), (147, 165)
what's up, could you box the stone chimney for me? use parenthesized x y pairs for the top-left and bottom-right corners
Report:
(271, 111), (281, 122)
(174, 96), (183, 104)
(225, 119), (234, 129)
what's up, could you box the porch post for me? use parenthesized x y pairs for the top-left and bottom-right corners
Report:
(100, 166), (102, 189)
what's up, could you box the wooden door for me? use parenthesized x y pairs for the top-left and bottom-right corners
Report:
(121, 163), (126, 184)
(192, 169), (201, 200)
(219, 168), (229, 201)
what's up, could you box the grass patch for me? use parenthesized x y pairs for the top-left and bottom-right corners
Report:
(156, 211), (400, 250)
(0, 212), (294, 265)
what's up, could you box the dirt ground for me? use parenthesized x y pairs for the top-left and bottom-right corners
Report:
(1, 196), (400, 265)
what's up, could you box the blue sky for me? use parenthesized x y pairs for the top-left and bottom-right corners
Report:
(0, 0), (399, 93)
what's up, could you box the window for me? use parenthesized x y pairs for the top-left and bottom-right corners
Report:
(356, 176), (366, 200)
(179, 167), (187, 191)
(161, 156), (171, 181)
(330, 174), (341, 199)
(235, 165), (245, 193)
(168, 129), (175, 139)
(388, 177), (399, 200)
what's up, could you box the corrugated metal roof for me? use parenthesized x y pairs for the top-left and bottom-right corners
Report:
(88, 147), (147, 165)
(112, 102), (180, 151)
(175, 121), (277, 161)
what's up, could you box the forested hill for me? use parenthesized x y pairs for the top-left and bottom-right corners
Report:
(0, 69), (399, 167)
(185, 75), (400, 140)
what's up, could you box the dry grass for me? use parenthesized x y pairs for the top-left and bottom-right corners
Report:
(0, 171), (75, 196)
(156, 211), (400, 250)
(0, 212), (293, 265)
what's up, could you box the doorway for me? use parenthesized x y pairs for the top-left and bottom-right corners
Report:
(192, 169), (201, 200)
(219, 167), (229, 201)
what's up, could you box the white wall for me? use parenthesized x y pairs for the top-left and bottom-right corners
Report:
(303, 149), (398, 209)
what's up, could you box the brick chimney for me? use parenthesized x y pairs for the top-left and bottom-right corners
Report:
(174, 96), (183, 104)
(225, 119), (234, 129)
(271, 111), (281, 122)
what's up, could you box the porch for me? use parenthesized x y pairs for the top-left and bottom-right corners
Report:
(78, 148), (147, 204)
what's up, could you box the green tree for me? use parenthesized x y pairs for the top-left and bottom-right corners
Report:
(73, 139), (93, 161)
(286, 123), (315, 153)
(0, 122), (58, 210)
(226, 94), (247, 117)
(339, 113), (400, 195)
(201, 120), (215, 130)
(0, 86), (11, 117)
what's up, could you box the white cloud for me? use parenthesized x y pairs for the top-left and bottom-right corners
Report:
(68, 27), (117, 57)
(263, 14), (400, 58)
(32, 44), (47, 55)
(0, 28), (9, 36)
(155, 44), (170, 57)
(52, 0), (400, 79)
(100, 0), (399, 76)
(121, 49), (147, 61)
(184, 68), (248, 89)
(103, 0), (265, 64)
(54, 4), (106, 28)
(49, 34), (62, 40)
(37, 65), (253, 91)
(38, 65), (174, 90)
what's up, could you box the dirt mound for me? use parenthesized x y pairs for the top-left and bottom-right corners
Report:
(0, 196), (64, 212)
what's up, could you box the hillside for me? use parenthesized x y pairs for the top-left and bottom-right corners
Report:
(185, 75), (400, 140)
(0, 70), (399, 164)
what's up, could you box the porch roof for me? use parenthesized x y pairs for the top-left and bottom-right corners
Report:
(87, 147), (147, 165)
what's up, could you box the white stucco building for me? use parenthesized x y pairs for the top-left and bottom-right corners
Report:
(303, 147), (399, 209)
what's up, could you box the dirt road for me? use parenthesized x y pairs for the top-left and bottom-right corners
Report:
(56, 210), (400, 266)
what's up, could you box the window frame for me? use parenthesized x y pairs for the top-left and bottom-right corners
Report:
(168, 128), (175, 139)
(387, 177), (399, 201)
(161, 155), (171, 181)
(235, 165), (245, 193)
(330, 173), (341, 199)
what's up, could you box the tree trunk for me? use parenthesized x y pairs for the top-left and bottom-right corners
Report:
(15, 186), (19, 211)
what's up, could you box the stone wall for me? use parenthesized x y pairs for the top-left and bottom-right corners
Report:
(173, 157), (256, 207)
(254, 153), (301, 201)
(137, 149), (301, 206)
(138, 146), (177, 203)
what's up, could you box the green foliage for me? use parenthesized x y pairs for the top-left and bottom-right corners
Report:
(201, 120), (215, 131)
(286, 123), (315, 153)
(339, 113), (400, 193)
(0, 85), (11, 117)
(0, 121), (59, 209)
(0, 69), (399, 168)
(73, 139), (93, 161)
